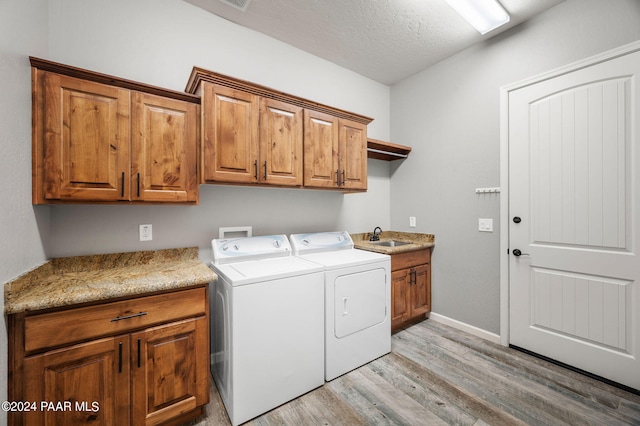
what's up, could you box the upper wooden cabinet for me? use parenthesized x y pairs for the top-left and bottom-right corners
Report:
(187, 67), (372, 192)
(31, 57), (200, 204)
(38, 72), (131, 202)
(260, 98), (304, 186)
(303, 110), (339, 188)
(201, 84), (303, 186)
(338, 118), (367, 190)
(303, 111), (367, 190)
(131, 92), (198, 203)
(201, 84), (258, 184)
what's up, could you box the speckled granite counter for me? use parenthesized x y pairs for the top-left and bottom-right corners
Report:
(351, 231), (435, 254)
(4, 247), (216, 315)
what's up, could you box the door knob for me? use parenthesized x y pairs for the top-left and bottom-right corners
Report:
(513, 216), (522, 223)
(512, 249), (529, 257)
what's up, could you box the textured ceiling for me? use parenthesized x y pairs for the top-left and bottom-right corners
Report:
(184, 0), (565, 85)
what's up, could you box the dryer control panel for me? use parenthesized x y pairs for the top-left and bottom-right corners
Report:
(290, 231), (354, 255)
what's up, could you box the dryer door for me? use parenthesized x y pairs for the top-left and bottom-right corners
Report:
(334, 267), (387, 338)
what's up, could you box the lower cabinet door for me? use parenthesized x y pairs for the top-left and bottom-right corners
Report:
(410, 264), (431, 318)
(391, 269), (410, 330)
(22, 335), (130, 426)
(131, 316), (209, 425)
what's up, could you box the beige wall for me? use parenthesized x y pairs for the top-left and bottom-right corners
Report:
(390, 0), (640, 333)
(4, 1), (640, 417)
(45, 0), (392, 260)
(0, 0), (391, 418)
(0, 1), (50, 421)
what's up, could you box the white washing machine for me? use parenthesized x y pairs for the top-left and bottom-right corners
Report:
(290, 231), (391, 381)
(210, 235), (325, 426)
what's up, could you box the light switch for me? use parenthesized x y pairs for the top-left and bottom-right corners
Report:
(478, 218), (493, 232)
(139, 224), (152, 241)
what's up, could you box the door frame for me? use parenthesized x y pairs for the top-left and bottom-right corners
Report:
(499, 39), (640, 346)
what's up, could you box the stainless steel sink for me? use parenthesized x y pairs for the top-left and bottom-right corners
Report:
(370, 240), (411, 247)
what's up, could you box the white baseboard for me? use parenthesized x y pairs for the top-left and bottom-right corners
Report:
(428, 312), (501, 345)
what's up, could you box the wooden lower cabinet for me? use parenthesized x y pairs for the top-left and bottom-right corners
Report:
(132, 317), (209, 425)
(9, 287), (209, 426)
(23, 336), (130, 425)
(390, 249), (431, 332)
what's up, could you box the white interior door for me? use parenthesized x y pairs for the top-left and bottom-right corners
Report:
(508, 46), (640, 390)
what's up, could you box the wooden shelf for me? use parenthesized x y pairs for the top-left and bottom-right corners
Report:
(367, 138), (411, 161)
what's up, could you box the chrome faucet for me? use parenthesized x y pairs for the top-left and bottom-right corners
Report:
(370, 227), (382, 241)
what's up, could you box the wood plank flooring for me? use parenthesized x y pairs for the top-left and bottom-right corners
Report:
(190, 320), (640, 425)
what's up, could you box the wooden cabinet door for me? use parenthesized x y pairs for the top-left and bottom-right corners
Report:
(23, 335), (130, 426)
(409, 264), (431, 318)
(338, 118), (367, 190)
(42, 73), (130, 201)
(391, 269), (411, 330)
(131, 316), (209, 425)
(259, 98), (303, 186)
(201, 83), (258, 184)
(131, 92), (198, 202)
(304, 109), (339, 188)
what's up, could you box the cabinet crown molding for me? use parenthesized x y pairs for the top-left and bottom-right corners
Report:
(30, 57), (200, 104)
(185, 66), (373, 125)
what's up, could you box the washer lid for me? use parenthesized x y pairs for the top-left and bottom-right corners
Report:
(290, 231), (353, 255)
(212, 234), (291, 265)
(212, 256), (323, 286)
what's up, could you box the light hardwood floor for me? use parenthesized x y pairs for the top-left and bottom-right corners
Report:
(192, 320), (640, 425)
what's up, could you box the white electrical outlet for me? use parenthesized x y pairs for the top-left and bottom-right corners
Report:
(139, 224), (152, 241)
(478, 218), (493, 232)
(409, 216), (417, 228)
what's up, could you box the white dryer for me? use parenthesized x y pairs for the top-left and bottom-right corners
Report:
(210, 235), (324, 426)
(290, 231), (391, 381)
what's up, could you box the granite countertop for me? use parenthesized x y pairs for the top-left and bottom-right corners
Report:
(351, 231), (435, 255)
(4, 247), (216, 315)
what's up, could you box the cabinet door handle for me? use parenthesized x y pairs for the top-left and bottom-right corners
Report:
(111, 311), (148, 322)
(137, 173), (140, 197)
(254, 160), (258, 180)
(335, 169), (340, 186)
(264, 161), (267, 180)
(137, 338), (141, 368)
(118, 341), (123, 373)
(341, 170), (346, 186)
(121, 172), (125, 197)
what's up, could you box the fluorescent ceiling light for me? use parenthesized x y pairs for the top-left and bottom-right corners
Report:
(445, 0), (510, 35)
